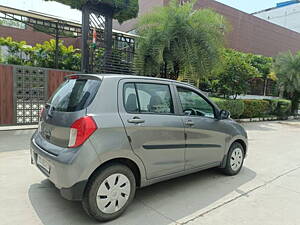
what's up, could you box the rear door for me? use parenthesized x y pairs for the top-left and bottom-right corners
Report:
(36, 75), (101, 152)
(118, 79), (185, 179)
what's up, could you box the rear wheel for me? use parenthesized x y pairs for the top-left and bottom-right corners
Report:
(221, 142), (245, 176)
(82, 164), (136, 222)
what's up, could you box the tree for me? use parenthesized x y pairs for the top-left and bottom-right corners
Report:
(0, 37), (81, 71)
(246, 53), (273, 95)
(46, 0), (139, 23)
(214, 49), (260, 99)
(135, 0), (228, 80)
(274, 51), (300, 114)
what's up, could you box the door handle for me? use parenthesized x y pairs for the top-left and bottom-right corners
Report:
(185, 120), (194, 126)
(128, 117), (145, 124)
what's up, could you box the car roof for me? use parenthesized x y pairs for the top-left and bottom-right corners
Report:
(76, 73), (197, 89)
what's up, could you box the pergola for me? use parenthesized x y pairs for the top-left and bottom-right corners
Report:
(0, 5), (138, 74)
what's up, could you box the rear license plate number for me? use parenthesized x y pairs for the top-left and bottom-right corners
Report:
(37, 155), (50, 173)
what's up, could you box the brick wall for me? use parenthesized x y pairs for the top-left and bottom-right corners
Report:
(113, 0), (300, 56)
(193, 0), (300, 56)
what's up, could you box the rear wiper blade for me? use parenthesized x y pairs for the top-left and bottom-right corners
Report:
(45, 103), (51, 109)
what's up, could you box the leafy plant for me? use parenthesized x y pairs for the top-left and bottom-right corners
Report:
(211, 97), (244, 118)
(0, 37), (81, 71)
(31, 39), (81, 70)
(46, 0), (139, 23)
(212, 97), (291, 119)
(135, 0), (228, 80)
(264, 99), (291, 118)
(214, 49), (260, 99)
(241, 99), (270, 118)
(274, 51), (300, 114)
(0, 37), (32, 65)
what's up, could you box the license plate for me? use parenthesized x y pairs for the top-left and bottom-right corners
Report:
(37, 155), (50, 173)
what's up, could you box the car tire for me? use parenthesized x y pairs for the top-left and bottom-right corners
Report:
(82, 164), (136, 222)
(221, 142), (245, 176)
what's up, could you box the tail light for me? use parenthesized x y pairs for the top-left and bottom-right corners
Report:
(40, 107), (45, 117)
(68, 116), (97, 148)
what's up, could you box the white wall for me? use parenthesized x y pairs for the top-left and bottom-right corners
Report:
(254, 3), (300, 33)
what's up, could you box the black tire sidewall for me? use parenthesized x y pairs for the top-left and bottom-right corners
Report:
(224, 142), (245, 176)
(83, 164), (136, 222)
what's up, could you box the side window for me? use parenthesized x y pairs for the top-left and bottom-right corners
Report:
(136, 83), (174, 114)
(123, 82), (174, 114)
(124, 83), (139, 113)
(177, 87), (215, 118)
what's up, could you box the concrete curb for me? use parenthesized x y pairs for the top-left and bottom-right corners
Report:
(0, 125), (38, 131)
(236, 115), (300, 123)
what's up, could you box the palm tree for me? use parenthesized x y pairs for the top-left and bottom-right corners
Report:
(274, 51), (300, 114)
(135, 0), (228, 80)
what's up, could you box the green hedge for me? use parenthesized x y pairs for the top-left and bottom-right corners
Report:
(211, 98), (244, 118)
(241, 100), (270, 118)
(263, 99), (291, 118)
(211, 98), (291, 119)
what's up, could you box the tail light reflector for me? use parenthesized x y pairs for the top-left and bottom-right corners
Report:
(68, 116), (97, 148)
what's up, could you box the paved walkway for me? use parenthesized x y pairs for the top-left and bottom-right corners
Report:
(0, 121), (300, 225)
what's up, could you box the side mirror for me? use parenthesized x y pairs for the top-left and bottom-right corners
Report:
(219, 110), (230, 120)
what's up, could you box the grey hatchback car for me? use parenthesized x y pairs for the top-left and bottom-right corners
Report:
(31, 74), (248, 222)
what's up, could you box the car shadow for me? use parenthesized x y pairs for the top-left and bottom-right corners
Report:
(28, 167), (256, 225)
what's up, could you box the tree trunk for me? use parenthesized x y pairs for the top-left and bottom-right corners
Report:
(172, 62), (180, 80)
(263, 78), (267, 96)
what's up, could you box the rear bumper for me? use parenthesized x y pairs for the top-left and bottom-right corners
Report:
(59, 180), (87, 201)
(30, 134), (100, 201)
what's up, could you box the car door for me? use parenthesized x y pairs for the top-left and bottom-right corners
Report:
(118, 79), (185, 179)
(175, 85), (227, 170)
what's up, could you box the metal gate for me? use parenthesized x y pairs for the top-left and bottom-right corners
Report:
(13, 66), (48, 124)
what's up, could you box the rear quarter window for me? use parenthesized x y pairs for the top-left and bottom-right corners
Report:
(48, 78), (101, 112)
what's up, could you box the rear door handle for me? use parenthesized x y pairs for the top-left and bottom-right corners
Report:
(185, 120), (194, 126)
(128, 117), (145, 124)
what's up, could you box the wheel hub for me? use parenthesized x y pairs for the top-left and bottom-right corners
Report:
(96, 173), (131, 214)
(230, 148), (243, 171)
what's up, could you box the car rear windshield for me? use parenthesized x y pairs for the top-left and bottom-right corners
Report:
(48, 78), (101, 112)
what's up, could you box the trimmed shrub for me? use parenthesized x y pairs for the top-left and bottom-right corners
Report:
(263, 99), (278, 115)
(241, 99), (270, 118)
(211, 97), (291, 119)
(275, 99), (291, 118)
(211, 98), (245, 118)
(263, 99), (292, 118)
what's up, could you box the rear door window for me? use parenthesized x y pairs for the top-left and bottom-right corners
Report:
(124, 82), (174, 114)
(48, 78), (101, 112)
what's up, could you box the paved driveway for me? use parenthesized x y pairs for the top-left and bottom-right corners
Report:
(0, 121), (300, 225)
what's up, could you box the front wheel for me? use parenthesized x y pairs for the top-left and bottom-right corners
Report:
(82, 164), (136, 222)
(221, 142), (245, 176)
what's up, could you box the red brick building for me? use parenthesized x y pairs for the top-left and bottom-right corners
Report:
(113, 0), (300, 56)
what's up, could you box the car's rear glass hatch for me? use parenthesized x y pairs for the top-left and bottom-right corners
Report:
(48, 76), (101, 112)
(37, 75), (101, 149)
